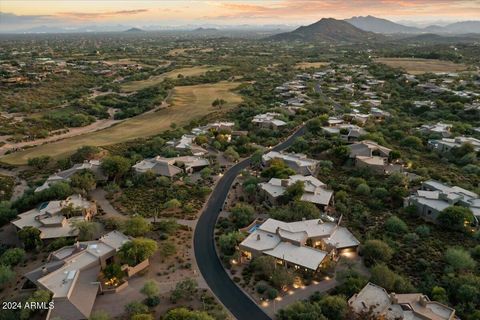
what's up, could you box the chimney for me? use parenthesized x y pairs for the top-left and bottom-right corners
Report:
(390, 293), (398, 304)
(41, 267), (48, 275)
(75, 241), (80, 249)
(256, 234), (261, 241)
(419, 295), (428, 307)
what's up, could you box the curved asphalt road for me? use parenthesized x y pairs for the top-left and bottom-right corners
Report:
(194, 126), (307, 320)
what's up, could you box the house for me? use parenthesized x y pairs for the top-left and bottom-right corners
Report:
(262, 151), (319, 175)
(405, 180), (480, 224)
(348, 141), (400, 174)
(191, 121), (235, 136)
(419, 122), (453, 137)
(370, 107), (390, 120)
(252, 112), (287, 129)
(259, 175), (333, 209)
(349, 282), (457, 320)
(35, 160), (106, 193)
(12, 195), (97, 240)
(428, 136), (480, 153)
(322, 118), (366, 142)
(23, 231), (148, 320)
(239, 218), (359, 272)
(133, 156), (209, 177)
(413, 100), (436, 109)
(166, 134), (208, 156)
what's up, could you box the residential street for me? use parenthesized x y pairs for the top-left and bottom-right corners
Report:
(193, 126), (306, 320)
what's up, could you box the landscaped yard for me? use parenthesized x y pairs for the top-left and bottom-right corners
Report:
(0, 81), (243, 165)
(375, 58), (468, 74)
(294, 61), (329, 69)
(121, 65), (228, 92)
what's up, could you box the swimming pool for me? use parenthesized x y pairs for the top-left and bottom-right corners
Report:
(248, 224), (260, 233)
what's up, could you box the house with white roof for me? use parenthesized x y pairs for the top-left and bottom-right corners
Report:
(166, 134), (208, 156)
(239, 218), (359, 272)
(252, 112), (287, 129)
(259, 175), (333, 210)
(262, 151), (319, 175)
(23, 231), (146, 320)
(428, 136), (480, 154)
(348, 140), (401, 174)
(12, 194), (97, 240)
(349, 282), (457, 320)
(191, 121), (235, 136)
(405, 180), (480, 224)
(35, 160), (106, 193)
(419, 122), (453, 137)
(133, 155), (209, 177)
(322, 117), (366, 142)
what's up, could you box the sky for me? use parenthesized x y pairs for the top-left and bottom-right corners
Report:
(1, 0), (480, 31)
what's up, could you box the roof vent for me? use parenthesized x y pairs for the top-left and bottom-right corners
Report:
(256, 234), (261, 241)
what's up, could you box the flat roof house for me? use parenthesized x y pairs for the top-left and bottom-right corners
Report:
(405, 180), (480, 224)
(262, 151), (319, 175)
(35, 160), (106, 193)
(252, 112), (287, 129)
(132, 155), (209, 177)
(12, 194), (97, 240)
(349, 282), (457, 320)
(348, 140), (401, 175)
(239, 218), (359, 272)
(322, 117), (366, 142)
(24, 231), (134, 320)
(259, 175), (334, 209)
(166, 134), (208, 156)
(428, 136), (480, 154)
(419, 122), (453, 137)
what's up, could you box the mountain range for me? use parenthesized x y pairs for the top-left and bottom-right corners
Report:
(346, 16), (480, 34)
(269, 18), (383, 42)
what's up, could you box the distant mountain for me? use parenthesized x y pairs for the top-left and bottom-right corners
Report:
(346, 15), (420, 34)
(399, 33), (480, 44)
(269, 18), (383, 42)
(345, 16), (480, 35)
(124, 27), (144, 33)
(192, 27), (218, 32)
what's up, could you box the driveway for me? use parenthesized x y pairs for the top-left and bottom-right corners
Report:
(193, 126), (306, 320)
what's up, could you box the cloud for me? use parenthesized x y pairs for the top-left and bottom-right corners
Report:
(56, 9), (149, 20)
(0, 12), (54, 23)
(206, 0), (480, 21)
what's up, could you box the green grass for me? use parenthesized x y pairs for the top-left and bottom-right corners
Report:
(1, 81), (243, 165)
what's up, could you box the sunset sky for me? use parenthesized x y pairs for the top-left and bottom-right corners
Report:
(1, 0), (479, 31)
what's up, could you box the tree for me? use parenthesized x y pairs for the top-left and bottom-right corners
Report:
(101, 156), (131, 181)
(200, 167), (212, 180)
(212, 98), (227, 108)
(165, 199), (181, 210)
(0, 201), (17, 226)
(319, 295), (348, 320)
(385, 216), (408, 234)
(170, 278), (198, 303)
(89, 311), (110, 320)
(355, 183), (371, 196)
(164, 308), (213, 320)
(361, 240), (393, 267)
(252, 256), (276, 279)
(159, 240), (177, 257)
(230, 203), (254, 228)
(444, 248), (476, 273)
(401, 136), (423, 150)
(103, 263), (124, 281)
(277, 301), (326, 320)
(224, 146), (239, 162)
(370, 264), (413, 293)
(125, 301), (149, 316)
(438, 206), (474, 231)
(218, 232), (243, 256)
(20, 290), (51, 320)
(73, 221), (99, 241)
(261, 159), (295, 179)
(71, 146), (101, 163)
(0, 248), (26, 266)
(270, 201), (321, 222)
(122, 216), (151, 237)
(18, 226), (42, 251)
(271, 268), (295, 290)
(141, 280), (159, 298)
(119, 238), (158, 266)
(0, 264), (15, 289)
(281, 181), (304, 203)
(27, 156), (51, 169)
(431, 286), (448, 303)
(131, 315), (153, 320)
(70, 170), (97, 192)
